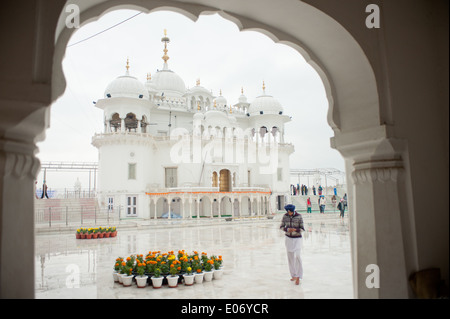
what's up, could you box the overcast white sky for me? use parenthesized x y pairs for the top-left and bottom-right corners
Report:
(36, 9), (344, 189)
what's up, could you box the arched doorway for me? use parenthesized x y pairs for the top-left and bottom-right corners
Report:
(155, 197), (168, 218)
(219, 169), (231, 192)
(220, 196), (232, 217)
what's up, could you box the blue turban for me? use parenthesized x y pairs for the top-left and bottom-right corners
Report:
(284, 204), (295, 212)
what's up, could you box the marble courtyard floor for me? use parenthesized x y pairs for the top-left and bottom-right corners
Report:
(35, 214), (353, 299)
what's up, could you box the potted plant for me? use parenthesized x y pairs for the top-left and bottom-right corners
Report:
(167, 263), (180, 288)
(183, 266), (195, 286)
(135, 261), (148, 288)
(80, 228), (87, 239)
(121, 256), (135, 287)
(98, 227), (105, 238)
(110, 226), (117, 237)
(104, 227), (111, 238)
(92, 228), (98, 239)
(76, 228), (81, 239)
(203, 259), (214, 282)
(151, 268), (163, 289)
(86, 228), (92, 239)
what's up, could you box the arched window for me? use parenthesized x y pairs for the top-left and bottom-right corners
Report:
(125, 113), (138, 132)
(212, 171), (218, 187)
(110, 113), (121, 132)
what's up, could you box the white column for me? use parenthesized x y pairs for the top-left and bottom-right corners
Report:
(196, 198), (200, 218)
(210, 199), (213, 218)
(0, 106), (46, 298)
(238, 197), (242, 217)
(121, 118), (125, 132)
(181, 198), (185, 219)
(168, 197), (172, 219)
(218, 196), (221, 218)
(333, 134), (414, 298)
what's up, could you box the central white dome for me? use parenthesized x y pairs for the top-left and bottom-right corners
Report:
(104, 75), (149, 99)
(248, 95), (283, 115)
(152, 69), (186, 97)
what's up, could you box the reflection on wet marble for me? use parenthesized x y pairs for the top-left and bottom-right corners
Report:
(35, 215), (353, 299)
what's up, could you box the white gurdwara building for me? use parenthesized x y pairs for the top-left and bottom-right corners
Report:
(92, 31), (294, 219)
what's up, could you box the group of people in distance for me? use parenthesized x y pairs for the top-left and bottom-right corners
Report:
(305, 193), (347, 219)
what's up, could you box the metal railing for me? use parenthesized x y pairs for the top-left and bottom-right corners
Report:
(35, 205), (120, 227)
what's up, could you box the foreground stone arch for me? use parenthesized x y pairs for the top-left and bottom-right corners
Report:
(1, 0), (448, 299)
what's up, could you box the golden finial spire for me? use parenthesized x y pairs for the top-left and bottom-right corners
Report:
(196, 78), (200, 86)
(147, 72), (151, 81)
(126, 57), (130, 71)
(161, 29), (170, 64)
(241, 87), (244, 94)
(214, 100), (217, 108)
(220, 89), (222, 96)
(262, 81), (266, 93)
(229, 105), (232, 114)
(197, 101), (201, 111)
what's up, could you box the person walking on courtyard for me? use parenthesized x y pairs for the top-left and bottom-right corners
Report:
(343, 193), (348, 210)
(319, 195), (326, 213)
(318, 185), (323, 196)
(312, 186), (316, 195)
(337, 199), (345, 219)
(280, 204), (304, 285)
(307, 197), (312, 213)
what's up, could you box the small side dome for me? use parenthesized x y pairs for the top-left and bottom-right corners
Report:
(190, 84), (211, 96)
(248, 82), (283, 115)
(104, 75), (149, 99)
(214, 90), (227, 107)
(238, 87), (248, 103)
(248, 95), (283, 114)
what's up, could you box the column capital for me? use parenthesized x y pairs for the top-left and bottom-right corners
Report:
(352, 159), (404, 184)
